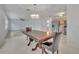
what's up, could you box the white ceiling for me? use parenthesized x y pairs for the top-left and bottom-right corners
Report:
(4, 4), (66, 20)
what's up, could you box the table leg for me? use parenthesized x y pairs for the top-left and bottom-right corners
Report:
(32, 42), (48, 54)
(32, 42), (42, 51)
(32, 43), (39, 51)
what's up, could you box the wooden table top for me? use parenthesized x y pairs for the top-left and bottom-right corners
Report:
(22, 30), (53, 42)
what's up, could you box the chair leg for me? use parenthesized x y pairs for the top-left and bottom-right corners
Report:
(27, 36), (29, 40)
(27, 38), (33, 46)
(42, 47), (48, 54)
(42, 49), (44, 54)
(27, 40), (31, 46)
(57, 49), (58, 54)
(52, 51), (54, 54)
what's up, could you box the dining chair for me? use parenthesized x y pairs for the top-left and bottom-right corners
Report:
(25, 27), (34, 46)
(26, 27), (32, 32)
(42, 32), (62, 54)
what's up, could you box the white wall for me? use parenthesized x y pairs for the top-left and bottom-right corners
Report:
(67, 5), (79, 48)
(4, 5), (55, 32)
(0, 5), (8, 47)
(7, 12), (53, 32)
(10, 17), (53, 32)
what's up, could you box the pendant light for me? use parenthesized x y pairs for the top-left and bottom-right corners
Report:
(30, 4), (40, 19)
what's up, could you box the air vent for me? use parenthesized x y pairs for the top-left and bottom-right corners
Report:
(26, 9), (30, 11)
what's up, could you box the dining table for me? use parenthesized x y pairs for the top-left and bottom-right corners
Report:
(22, 30), (54, 52)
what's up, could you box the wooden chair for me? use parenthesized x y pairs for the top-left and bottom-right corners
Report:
(26, 27), (34, 46)
(42, 32), (62, 54)
(26, 27), (32, 32)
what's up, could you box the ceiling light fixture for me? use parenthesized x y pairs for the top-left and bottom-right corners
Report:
(30, 4), (40, 19)
(56, 12), (65, 17)
(30, 14), (39, 19)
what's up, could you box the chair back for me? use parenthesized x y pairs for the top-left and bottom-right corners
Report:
(52, 32), (62, 53)
(26, 27), (32, 32)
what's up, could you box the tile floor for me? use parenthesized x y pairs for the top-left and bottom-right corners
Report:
(0, 31), (79, 54)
